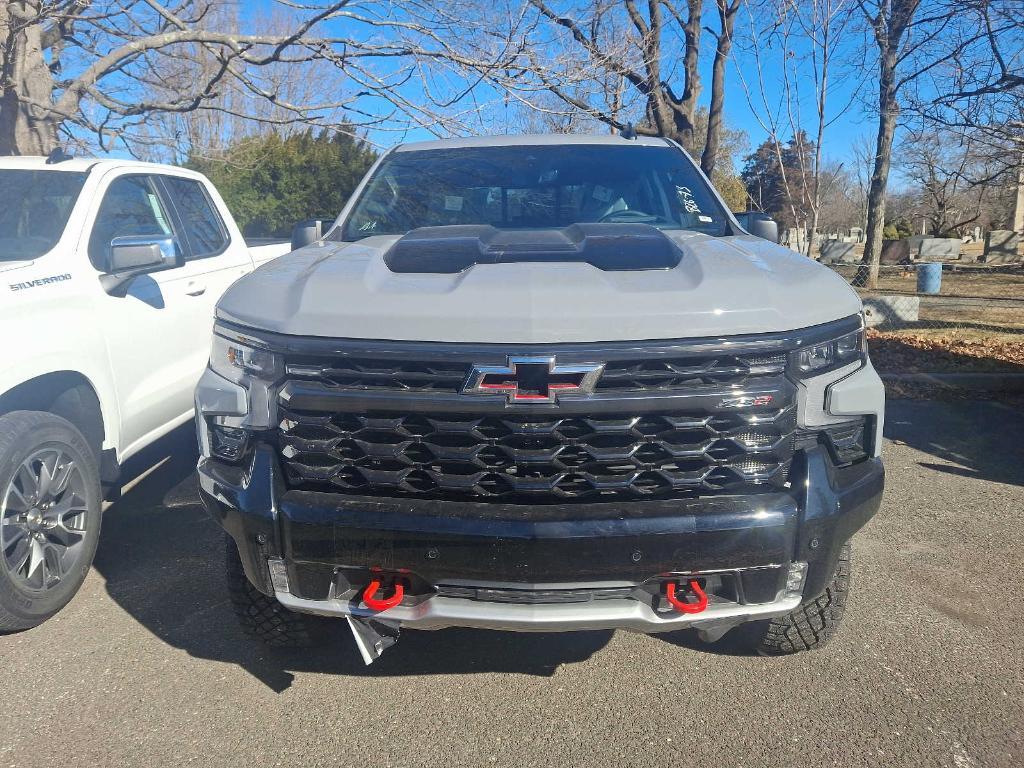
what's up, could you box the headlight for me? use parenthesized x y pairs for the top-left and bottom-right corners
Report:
(792, 328), (865, 377)
(203, 326), (281, 463)
(210, 327), (282, 386)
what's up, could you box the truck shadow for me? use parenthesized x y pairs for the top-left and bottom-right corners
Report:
(883, 399), (1024, 488)
(92, 425), (613, 691)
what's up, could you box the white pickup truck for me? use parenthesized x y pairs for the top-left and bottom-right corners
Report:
(0, 154), (290, 630)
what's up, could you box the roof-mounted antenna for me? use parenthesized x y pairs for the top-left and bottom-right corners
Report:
(620, 123), (637, 140)
(46, 147), (74, 164)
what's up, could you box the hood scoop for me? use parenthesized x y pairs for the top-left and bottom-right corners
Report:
(383, 223), (683, 274)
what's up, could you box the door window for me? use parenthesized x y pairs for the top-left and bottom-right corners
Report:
(160, 176), (230, 260)
(0, 170), (87, 261)
(88, 175), (174, 272)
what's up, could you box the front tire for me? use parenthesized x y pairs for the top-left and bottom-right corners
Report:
(0, 411), (102, 631)
(740, 540), (853, 655)
(225, 536), (330, 647)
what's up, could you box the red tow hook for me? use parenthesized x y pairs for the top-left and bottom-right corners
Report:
(362, 578), (405, 612)
(665, 579), (708, 614)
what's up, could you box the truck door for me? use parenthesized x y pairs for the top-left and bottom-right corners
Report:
(86, 172), (208, 456)
(155, 173), (255, 301)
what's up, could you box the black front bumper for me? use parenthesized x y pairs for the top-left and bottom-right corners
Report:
(199, 441), (883, 607)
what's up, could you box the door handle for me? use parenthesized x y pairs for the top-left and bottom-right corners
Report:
(185, 282), (207, 297)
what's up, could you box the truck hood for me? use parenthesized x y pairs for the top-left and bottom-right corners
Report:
(216, 231), (862, 343)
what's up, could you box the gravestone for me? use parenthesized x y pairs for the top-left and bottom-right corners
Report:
(982, 230), (1021, 264)
(917, 238), (961, 261)
(819, 240), (856, 264)
(850, 226), (864, 243)
(880, 239), (910, 264)
(907, 235), (925, 259)
(863, 296), (920, 327)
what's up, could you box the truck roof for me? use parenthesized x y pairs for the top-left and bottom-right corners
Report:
(0, 156), (184, 173)
(394, 133), (673, 153)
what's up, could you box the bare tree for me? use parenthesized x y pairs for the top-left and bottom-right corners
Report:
(703, 0), (741, 175)
(910, 0), (1024, 232)
(899, 125), (1021, 235)
(850, 133), (877, 232)
(817, 164), (863, 234)
(735, 0), (859, 256)
(795, 0), (859, 257)
(899, 128), (982, 235)
(734, 3), (804, 234)
(508, 0), (705, 149)
(434, 0), (745, 172)
(0, 1), (519, 156)
(860, 0), (918, 285)
(856, 0), (986, 286)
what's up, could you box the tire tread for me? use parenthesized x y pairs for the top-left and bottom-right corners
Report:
(224, 537), (329, 648)
(755, 540), (852, 656)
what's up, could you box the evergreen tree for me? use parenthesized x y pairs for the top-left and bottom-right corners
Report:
(740, 132), (815, 227)
(187, 128), (377, 238)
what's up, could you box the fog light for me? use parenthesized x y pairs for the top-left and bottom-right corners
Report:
(823, 418), (869, 465)
(786, 561), (808, 597)
(210, 424), (248, 461)
(268, 558), (290, 594)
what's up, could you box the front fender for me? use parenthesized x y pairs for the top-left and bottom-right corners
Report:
(0, 288), (121, 455)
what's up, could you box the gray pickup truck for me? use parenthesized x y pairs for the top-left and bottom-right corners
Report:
(195, 134), (884, 663)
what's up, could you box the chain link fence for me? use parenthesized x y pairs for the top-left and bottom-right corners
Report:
(821, 240), (1024, 334)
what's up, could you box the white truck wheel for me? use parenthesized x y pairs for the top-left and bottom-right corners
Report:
(0, 411), (102, 631)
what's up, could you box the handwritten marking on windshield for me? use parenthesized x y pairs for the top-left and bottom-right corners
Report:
(677, 186), (702, 214)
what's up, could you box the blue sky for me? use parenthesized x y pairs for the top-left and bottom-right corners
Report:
(291, 2), (891, 178)
(86, 1), (893, 180)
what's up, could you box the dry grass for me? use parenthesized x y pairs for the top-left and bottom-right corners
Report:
(868, 328), (1024, 372)
(824, 261), (1024, 332)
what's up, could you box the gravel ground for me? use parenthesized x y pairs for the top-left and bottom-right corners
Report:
(2, 400), (1022, 768)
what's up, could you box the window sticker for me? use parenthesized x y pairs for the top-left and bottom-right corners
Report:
(698, 215), (713, 223)
(592, 185), (613, 203)
(444, 195), (464, 211)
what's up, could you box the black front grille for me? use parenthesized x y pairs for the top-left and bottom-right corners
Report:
(595, 353), (786, 391)
(285, 351), (786, 395)
(286, 357), (469, 393)
(277, 404), (796, 503)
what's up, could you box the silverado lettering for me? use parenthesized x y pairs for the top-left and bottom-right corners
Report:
(9, 274), (72, 291)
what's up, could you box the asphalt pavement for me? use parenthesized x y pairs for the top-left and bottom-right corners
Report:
(2, 399), (1022, 768)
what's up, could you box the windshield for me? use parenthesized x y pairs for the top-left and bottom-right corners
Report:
(339, 144), (728, 241)
(0, 170), (88, 261)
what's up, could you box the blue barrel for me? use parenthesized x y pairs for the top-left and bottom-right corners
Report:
(917, 262), (942, 294)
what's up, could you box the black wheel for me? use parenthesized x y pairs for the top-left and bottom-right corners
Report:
(739, 540), (853, 655)
(224, 536), (330, 647)
(0, 411), (102, 632)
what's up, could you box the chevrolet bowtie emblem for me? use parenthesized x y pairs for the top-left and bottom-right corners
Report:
(463, 356), (604, 404)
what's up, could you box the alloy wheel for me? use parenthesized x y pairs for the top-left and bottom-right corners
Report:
(0, 446), (89, 591)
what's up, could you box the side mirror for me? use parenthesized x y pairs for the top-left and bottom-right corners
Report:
(291, 219), (326, 251)
(100, 235), (180, 296)
(735, 211), (780, 244)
